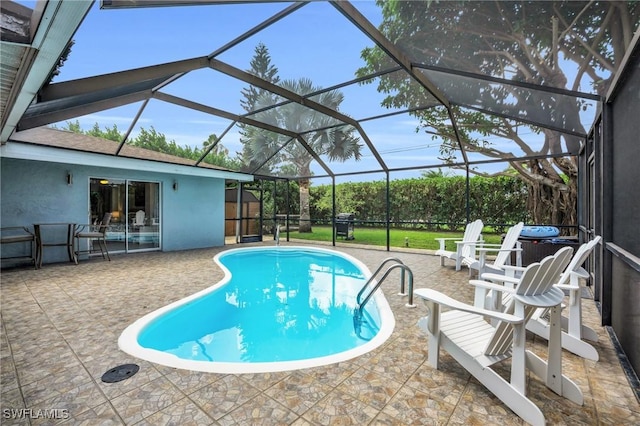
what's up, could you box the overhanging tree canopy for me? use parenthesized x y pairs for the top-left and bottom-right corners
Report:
(8, 0), (640, 225)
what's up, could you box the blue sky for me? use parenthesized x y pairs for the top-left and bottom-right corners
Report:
(17, 0), (597, 181)
(42, 0), (449, 181)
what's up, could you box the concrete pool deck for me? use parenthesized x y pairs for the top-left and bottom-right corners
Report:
(1, 242), (638, 425)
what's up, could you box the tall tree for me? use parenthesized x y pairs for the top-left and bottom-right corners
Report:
(85, 122), (124, 142)
(358, 0), (638, 226)
(59, 121), (238, 169)
(45, 40), (74, 85)
(240, 44), (363, 232)
(239, 43), (281, 172)
(130, 126), (198, 157)
(265, 78), (363, 232)
(57, 120), (123, 141)
(201, 133), (240, 169)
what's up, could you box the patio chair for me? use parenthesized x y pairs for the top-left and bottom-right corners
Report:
(462, 222), (524, 277)
(415, 246), (581, 426)
(523, 237), (602, 360)
(133, 210), (146, 227)
(1, 226), (37, 269)
(479, 237), (602, 361)
(434, 219), (484, 271)
(73, 213), (112, 263)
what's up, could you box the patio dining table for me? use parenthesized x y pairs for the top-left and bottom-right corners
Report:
(34, 223), (76, 268)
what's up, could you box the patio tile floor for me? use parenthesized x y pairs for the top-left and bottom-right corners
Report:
(1, 242), (638, 425)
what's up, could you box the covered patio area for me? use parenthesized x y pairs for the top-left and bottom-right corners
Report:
(1, 243), (637, 425)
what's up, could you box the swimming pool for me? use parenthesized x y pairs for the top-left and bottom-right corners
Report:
(118, 246), (395, 373)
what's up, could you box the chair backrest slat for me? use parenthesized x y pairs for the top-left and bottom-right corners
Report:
(99, 213), (112, 233)
(460, 219), (484, 257)
(484, 262), (541, 355)
(518, 246), (573, 296)
(484, 247), (573, 356)
(494, 222), (524, 268)
(556, 236), (601, 285)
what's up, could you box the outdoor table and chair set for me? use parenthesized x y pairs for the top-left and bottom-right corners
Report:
(1, 215), (111, 269)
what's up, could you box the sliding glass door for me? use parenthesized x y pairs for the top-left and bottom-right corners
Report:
(126, 180), (160, 251)
(89, 178), (161, 253)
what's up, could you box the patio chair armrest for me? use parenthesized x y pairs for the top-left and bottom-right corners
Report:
(476, 247), (523, 254)
(414, 288), (523, 324)
(479, 272), (520, 285)
(1, 227), (36, 244)
(74, 224), (100, 234)
(1, 226), (34, 235)
(557, 269), (589, 290)
(435, 238), (460, 250)
(572, 267), (590, 279)
(500, 264), (527, 272)
(454, 240), (482, 249)
(496, 264), (527, 277)
(469, 279), (517, 294)
(435, 237), (463, 251)
(556, 283), (579, 292)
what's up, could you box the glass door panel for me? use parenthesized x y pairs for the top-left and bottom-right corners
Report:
(90, 178), (127, 253)
(127, 180), (160, 251)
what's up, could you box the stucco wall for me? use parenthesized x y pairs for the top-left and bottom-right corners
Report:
(1, 157), (226, 265)
(162, 173), (225, 251)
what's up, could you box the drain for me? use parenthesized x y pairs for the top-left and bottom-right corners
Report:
(101, 364), (140, 383)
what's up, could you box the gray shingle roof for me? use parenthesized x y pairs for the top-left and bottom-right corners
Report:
(9, 126), (231, 172)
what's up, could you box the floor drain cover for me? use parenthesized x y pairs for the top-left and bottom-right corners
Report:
(101, 364), (140, 383)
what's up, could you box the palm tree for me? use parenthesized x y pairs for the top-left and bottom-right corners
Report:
(247, 77), (362, 232)
(239, 44), (362, 232)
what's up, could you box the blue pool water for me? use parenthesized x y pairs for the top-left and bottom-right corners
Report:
(119, 247), (395, 373)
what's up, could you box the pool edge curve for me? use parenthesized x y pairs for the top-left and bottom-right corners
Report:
(118, 246), (396, 374)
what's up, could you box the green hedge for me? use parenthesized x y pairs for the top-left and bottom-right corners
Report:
(309, 176), (530, 232)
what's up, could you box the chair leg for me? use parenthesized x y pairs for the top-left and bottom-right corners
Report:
(525, 349), (584, 405)
(73, 236), (79, 264)
(100, 237), (111, 261)
(450, 341), (547, 426)
(526, 319), (599, 361)
(74, 236), (111, 263)
(94, 237), (104, 259)
(31, 238), (37, 269)
(418, 301), (441, 369)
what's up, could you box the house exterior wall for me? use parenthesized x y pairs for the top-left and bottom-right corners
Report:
(1, 157), (226, 265)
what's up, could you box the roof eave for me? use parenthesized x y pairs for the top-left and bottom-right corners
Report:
(1, 140), (254, 182)
(1, 0), (94, 143)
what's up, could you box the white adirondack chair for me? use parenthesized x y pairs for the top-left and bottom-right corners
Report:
(415, 247), (581, 426)
(435, 219), (484, 271)
(462, 222), (524, 277)
(525, 237), (602, 361)
(479, 237), (602, 361)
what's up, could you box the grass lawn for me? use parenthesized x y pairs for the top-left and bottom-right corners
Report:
(286, 226), (502, 250)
